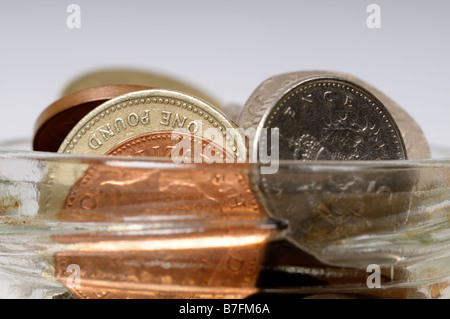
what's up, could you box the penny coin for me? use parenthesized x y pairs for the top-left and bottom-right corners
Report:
(33, 85), (151, 152)
(58, 89), (247, 162)
(53, 132), (269, 298)
(237, 71), (430, 160)
(60, 68), (223, 109)
(107, 130), (231, 162)
(59, 131), (235, 223)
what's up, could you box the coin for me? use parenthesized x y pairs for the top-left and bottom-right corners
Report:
(58, 89), (247, 162)
(236, 72), (428, 274)
(33, 85), (151, 152)
(58, 131), (234, 222)
(53, 132), (270, 298)
(237, 71), (430, 160)
(265, 77), (406, 160)
(254, 239), (424, 299)
(61, 68), (223, 109)
(107, 130), (230, 161)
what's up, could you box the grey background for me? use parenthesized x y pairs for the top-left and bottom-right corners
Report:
(0, 0), (449, 154)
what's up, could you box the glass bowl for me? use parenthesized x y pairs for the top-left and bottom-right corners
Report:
(0, 138), (449, 299)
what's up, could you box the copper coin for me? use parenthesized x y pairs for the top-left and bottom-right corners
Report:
(53, 132), (271, 299)
(33, 85), (151, 152)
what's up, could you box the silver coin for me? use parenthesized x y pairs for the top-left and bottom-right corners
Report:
(264, 78), (405, 160)
(239, 72), (429, 268)
(238, 71), (430, 160)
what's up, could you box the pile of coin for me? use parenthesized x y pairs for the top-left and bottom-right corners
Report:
(35, 70), (430, 159)
(34, 69), (432, 299)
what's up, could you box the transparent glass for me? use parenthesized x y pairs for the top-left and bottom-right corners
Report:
(0, 138), (449, 299)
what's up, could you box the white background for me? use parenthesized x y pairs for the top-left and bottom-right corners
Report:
(0, 1), (449, 155)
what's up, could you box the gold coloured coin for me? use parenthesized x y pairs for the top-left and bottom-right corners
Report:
(58, 89), (247, 162)
(60, 68), (223, 109)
